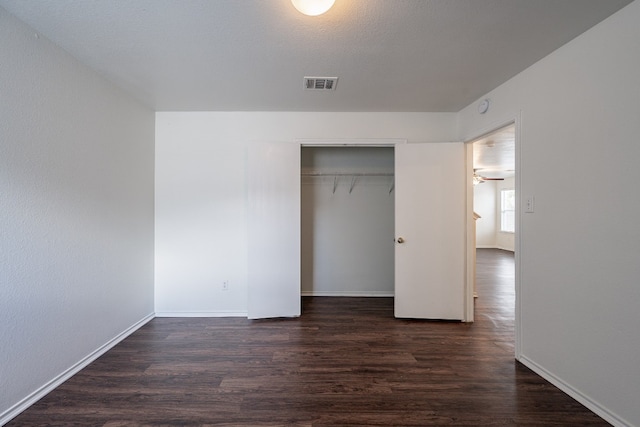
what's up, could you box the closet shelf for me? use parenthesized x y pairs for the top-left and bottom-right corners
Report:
(301, 172), (393, 177)
(301, 171), (395, 194)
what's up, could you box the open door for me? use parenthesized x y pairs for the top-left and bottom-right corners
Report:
(247, 142), (301, 319)
(395, 142), (465, 320)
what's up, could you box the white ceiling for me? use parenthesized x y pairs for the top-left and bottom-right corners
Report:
(0, 0), (633, 112)
(473, 124), (515, 179)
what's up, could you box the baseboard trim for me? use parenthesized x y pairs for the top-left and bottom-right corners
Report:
(518, 355), (630, 427)
(155, 311), (248, 317)
(0, 313), (155, 426)
(301, 291), (394, 297)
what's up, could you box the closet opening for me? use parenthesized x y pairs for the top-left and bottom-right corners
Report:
(301, 146), (395, 306)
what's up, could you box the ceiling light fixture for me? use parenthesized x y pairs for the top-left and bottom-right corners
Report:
(291, 0), (335, 16)
(473, 173), (485, 186)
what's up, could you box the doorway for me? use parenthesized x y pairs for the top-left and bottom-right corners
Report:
(468, 123), (517, 339)
(472, 124), (516, 252)
(300, 146), (395, 298)
(247, 140), (467, 320)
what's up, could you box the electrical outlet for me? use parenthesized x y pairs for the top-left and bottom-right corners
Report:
(222, 281), (229, 291)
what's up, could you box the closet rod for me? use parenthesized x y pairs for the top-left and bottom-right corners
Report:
(301, 172), (393, 177)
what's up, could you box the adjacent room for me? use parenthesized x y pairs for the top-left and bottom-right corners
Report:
(2, 1), (639, 425)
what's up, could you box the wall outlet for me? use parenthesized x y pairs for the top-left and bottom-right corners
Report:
(222, 281), (229, 291)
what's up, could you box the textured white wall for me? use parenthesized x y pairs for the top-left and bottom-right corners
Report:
(473, 181), (497, 248)
(458, 1), (640, 425)
(0, 8), (155, 422)
(155, 112), (457, 315)
(301, 147), (394, 296)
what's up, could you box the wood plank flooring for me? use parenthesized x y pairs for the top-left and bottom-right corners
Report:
(7, 249), (609, 426)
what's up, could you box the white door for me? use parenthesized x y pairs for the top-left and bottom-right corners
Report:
(395, 142), (465, 320)
(247, 142), (301, 319)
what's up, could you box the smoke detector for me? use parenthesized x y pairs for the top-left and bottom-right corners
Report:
(304, 77), (338, 91)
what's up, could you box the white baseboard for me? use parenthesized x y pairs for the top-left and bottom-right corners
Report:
(301, 291), (394, 297)
(155, 311), (247, 317)
(0, 313), (155, 427)
(518, 355), (631, 427)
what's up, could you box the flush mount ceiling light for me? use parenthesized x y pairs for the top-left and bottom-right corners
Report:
(291, 0), (336, 16)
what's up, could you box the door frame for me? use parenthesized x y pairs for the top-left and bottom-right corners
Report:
(298, 138), (470, 321)
(297, 138), (404, 302)
(464, 117), (521, 357)
(297, 138), (404, 148)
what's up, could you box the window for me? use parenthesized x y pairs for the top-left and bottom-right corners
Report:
(500, 189), (515, 233)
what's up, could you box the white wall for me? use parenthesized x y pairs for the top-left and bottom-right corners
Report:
(155, 112), (457, 315)
(458, 1), (640, 425)
(0, 8), (155, 423)
(301, 147), (394, 296)
(495, 177), (515, 251)
(474, 178), (515, 251)
(473, 181), (497, 248)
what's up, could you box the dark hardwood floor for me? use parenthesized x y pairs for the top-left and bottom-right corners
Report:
(8, 249), (609, 426)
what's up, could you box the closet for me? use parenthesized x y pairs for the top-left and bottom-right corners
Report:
(247, 141), (466, 320)
(301, 147), (395, 296)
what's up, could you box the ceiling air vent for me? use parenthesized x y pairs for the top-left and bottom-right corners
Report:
(304, 77), (338, 91)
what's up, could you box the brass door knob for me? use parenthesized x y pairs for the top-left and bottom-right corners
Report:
(397, 237), (405, 244)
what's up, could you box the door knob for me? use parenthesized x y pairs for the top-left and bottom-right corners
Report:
(397, 237), (405, 244)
